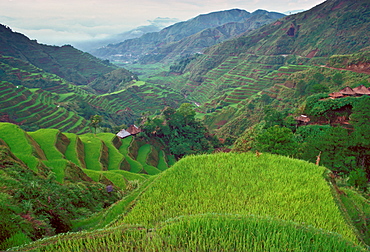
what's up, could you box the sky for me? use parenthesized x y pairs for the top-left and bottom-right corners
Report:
(0, 0), (326, 49)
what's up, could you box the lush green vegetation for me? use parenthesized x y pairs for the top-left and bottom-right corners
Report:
(1, 0), (370, 250)
(0, 144), (121, 250)
(141, 103), (221, 159)
(10, 214), (365, 252)
(0, 123), (174, 249)
(120, 153), (356, 241)
(9, 152), (367, 251)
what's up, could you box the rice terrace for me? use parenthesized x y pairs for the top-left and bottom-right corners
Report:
(1, 0), (370, 251)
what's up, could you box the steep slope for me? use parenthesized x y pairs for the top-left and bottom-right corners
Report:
(91, 9), (284, 63)
(0, 54), (187, 130)
(0, 24), (118, 85)
(186, 0), (370, 83)
(165, 0), (370, 114)
(139, 10), (285, 63)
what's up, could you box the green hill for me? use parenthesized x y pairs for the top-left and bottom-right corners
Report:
(0, 122), (172, 249)
(9, 152), (367, 251)
(0, 24), (116, 86)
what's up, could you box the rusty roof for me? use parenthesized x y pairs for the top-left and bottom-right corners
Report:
(353, 85), (370, 95)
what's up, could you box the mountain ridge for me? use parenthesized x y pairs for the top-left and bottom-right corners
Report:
(91, 9), (285, 63)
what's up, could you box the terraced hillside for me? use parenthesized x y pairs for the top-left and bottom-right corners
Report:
(0, 54), (189, 131)
(187, 55), (289, 105)
(10, 152), (368, 251)
(171, 0), (369, 113)
(0, 81), (90, 133)
(0, 123), (171, 185)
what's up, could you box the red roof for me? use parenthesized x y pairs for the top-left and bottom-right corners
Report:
(329, 92), (344, 98)
(127, 125), (142, 135)
(339, 86), (356, 95)
(353, 85), (370, 95)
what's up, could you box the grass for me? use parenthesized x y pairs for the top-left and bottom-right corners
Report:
(340, 187), (370, 245)
(121, 152), (358, 243)
(79, 134), (103, 171)
(6, 151), (367, 251)
(43, 159), (68, 183)
(157, 150), (168, 171)
(64, 133), (82, 167)
(28, 129), (63, 160)
(118, 136), (143, 173)
(71, 175), (157, 232)
(137, 144), (161, 175)
(96, 133), (125, 170)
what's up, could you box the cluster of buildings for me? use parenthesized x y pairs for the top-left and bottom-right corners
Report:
(295, 85), (370, 125)
(329, 85), (370, 98)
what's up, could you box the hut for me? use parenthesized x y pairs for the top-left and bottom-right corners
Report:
(353, 85), (370, 96)
(127, 125), (142, 135)
(339, 86), (356, 96)
(295, 115), (310, 125)
(116, 125), (142, 139)
(329, 92), (344, 99)
(116, 129), (131, 139)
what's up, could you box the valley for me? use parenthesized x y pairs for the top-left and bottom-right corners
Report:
(1, 0), (370, 250)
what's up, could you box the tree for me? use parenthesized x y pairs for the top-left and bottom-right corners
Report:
(332, 73), (343, 85)
(256, 126), (299, 157)
(300, 126), (354, 174)
(89, 115), (102, 136)
(141, 104), (218, 159)
(349, 96), (370, 175)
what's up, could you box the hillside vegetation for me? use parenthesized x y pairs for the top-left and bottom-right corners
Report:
(10, 152), (366, 251)
(1, 0), (370, 250)
(0, 55), (187, 131)
(0, 122), (173, 249)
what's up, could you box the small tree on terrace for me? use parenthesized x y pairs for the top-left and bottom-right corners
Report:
(90, 115), (102, 136)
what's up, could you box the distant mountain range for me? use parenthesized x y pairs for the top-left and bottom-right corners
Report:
(74, 17), (181, 52)
(90, 9), (285, 63)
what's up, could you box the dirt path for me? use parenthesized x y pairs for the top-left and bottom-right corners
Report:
(321, 64), (370, 75)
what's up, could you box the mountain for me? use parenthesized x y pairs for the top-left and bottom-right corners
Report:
(0, 24), (117, 85)
(139, 10), (286, 64)
(91, 9), (285, 63)
(179, 0), (370, 99)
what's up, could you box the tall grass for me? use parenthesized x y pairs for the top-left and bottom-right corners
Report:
(12, 214), (365, 252)
(122, 152), (358, 243)
(8, 152), (366, 251)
